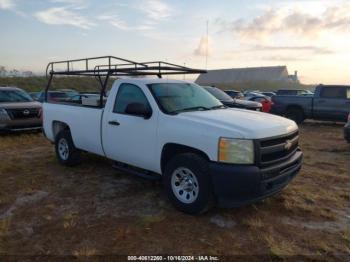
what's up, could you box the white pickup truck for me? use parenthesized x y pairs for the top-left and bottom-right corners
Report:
(43, 57), (303, 214)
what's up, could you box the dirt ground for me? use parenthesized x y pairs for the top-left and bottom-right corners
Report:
(0, 121), (349, 261)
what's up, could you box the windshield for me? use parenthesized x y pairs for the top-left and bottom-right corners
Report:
(149, 83), (223, 114)
(203, 87), (233, 102)
(0, 89), (33, 103)
(50, 92), (69, 98)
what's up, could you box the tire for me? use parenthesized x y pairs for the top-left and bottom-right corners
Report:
(55, 129), (81, 166)
(285, 107), (304, 124)
(163, 153), (213, 214)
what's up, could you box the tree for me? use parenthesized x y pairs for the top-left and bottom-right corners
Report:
(0, 66), (6, 77)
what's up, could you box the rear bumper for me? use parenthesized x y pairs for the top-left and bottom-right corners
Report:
(209, 150), (303, 208)
(344, 123), (350, 142)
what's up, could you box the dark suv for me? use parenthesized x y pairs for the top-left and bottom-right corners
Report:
(345, 114), (350, 142)
(0, 87), (42, 132)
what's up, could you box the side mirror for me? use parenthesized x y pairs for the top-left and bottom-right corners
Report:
(125, 102), (152, 119)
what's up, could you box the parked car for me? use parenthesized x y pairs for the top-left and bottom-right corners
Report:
(69, 93), (101, 104)
(44, 61), (303, 214)
(0, 87), (42, 132)
(223, 90), (244, 99)
(57, 89), (80, 99)
(29, 92), (41, 100)
(244, 91), (264, 100)
(271, 85), (350, 123)
(247, 94), (273, 113)
(276, 89), (314, 96)
(344, 113), (350, 142)
(203, 86), (262, 111)
(261, 92), (276, 97)
(37, 91), (70, 103)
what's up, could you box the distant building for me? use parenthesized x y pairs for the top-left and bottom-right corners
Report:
(195, 66), (299, 86)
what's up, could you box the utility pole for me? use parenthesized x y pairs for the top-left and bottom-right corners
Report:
(206, 20), (209, 70)
(183, 63), (186, 80)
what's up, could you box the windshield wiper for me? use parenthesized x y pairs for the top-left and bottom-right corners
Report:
(170, 106), (210, 114)
(209, 105), (227, 110)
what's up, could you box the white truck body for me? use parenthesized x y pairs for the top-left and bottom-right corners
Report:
(43, 78), (303, 213)
(44, 78), (297, 173)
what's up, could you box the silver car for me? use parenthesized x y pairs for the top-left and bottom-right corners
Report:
(0, 87), (42, 132)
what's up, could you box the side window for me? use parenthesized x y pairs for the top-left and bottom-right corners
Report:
(347, 88), (350, 99)
(320, 87), (346, 99)
(113, 83), (151, 114)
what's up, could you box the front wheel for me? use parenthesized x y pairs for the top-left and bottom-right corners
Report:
(55, 130), (81, 166)
(163, 153), (212, 214)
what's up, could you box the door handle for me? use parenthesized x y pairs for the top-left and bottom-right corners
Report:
(108, 120), (120, 126)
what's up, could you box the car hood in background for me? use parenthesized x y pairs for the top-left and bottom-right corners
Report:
(222, 99), (262, 108)
(0, 101), (42, 109)
(176, 108), (298, 139)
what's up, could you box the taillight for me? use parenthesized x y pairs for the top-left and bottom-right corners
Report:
(348, 114), (350, 122)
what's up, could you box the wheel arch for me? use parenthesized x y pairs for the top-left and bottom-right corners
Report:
(52, 121), (71, 139)
(160, 143), (210, 173)
(286, 104), (304, 114)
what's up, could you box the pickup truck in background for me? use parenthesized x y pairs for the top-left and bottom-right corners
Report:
(344, 114), (350, 142)
(43, 56), (303, 214)
(271, 85), (350, 123)
(276, 89), (314, 96)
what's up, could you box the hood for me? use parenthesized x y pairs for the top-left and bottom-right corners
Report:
(176, 108), (298, 139)
(223, 99), (262, 108)
(0, 101), (42, 109)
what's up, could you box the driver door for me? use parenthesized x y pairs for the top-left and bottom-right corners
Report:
(103, 83), (158, 172)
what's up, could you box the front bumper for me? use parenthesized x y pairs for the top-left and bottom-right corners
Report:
(209, 150), (303, 208)
(344, 123), (350, 142)
(0, 118), (42, 132)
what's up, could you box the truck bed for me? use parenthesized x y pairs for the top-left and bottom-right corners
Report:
(43, 103), (105, 156)
(271, 95), (313, 118)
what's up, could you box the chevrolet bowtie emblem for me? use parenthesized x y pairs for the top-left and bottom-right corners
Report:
(284, 140), (292, 150)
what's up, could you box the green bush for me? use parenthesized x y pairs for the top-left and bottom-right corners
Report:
(0, 76), (115, 92)
(0, 77), (315, 93)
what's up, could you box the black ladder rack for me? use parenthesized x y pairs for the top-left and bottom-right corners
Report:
(45, 56), (206, 107)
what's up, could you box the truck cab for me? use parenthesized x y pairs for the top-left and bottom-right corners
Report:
(43, 56), (303, 214)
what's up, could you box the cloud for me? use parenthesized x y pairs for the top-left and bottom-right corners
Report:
(194, 36), (211, 57)
(35, 7), (95, 29)
(98, 0), (173, 32)
(261, 55), (309, 62)
(51, 0), (85, 4)
(98, 14), (153, 31)
(0, 0), (15, 10)
(216, 3), (350, 40)
(138, 0), (172, 21)
(250, 45), (334, 55)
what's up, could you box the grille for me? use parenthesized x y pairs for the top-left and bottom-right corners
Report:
(258, 130), (299, 167)
(6, 108), (40, 120)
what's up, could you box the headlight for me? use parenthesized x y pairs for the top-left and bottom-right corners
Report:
(218, 138), (254, 164)
(0, 108), (10, 121)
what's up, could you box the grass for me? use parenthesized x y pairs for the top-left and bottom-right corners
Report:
(0, 122), (349, 259)
(0, 76), (315, 93)
(0, 76), (115, 92)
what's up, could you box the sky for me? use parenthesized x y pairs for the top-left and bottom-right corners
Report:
(1, 0), (350, 84)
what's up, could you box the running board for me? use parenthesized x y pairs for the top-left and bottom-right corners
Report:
(112, 162), (161, 181)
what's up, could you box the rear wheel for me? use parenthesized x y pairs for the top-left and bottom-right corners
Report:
(163, 153), (212, 214)
(55, 130), (81, 166)
(285, 107), (304, 124)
